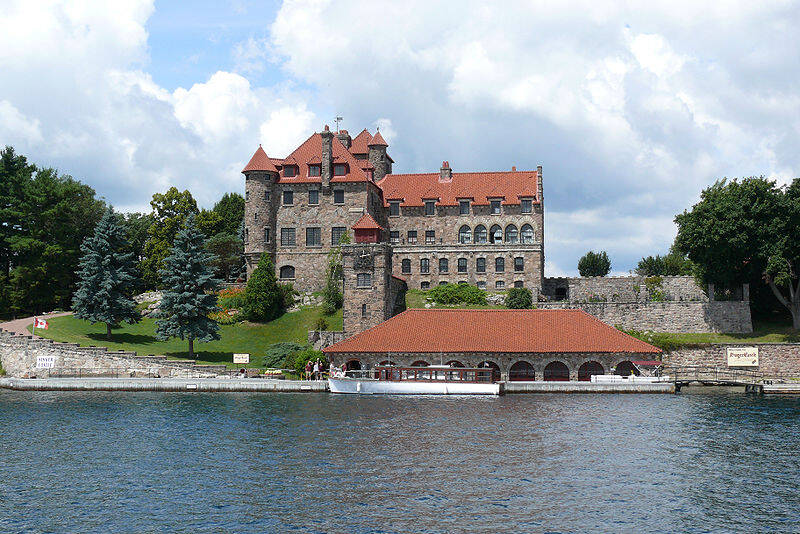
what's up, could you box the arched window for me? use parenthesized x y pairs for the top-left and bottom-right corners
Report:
(474, 225), (487, 244)
(495, 257), (505, 272)
(401, 259), (411, 274)
(458, 225), (471, 244)
(521, 224), (534, 244)
(490, 224), (502, 244)
(439, 258), (449, 273)
(279, 265), (295, 279)
(457, 258), (467, 273)
(505, 225), (518, 244)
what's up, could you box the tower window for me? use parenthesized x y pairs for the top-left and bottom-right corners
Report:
(283, 190), (294, 205)
(496, 280), (505, 289)
(401, 259), (411, 274)
(389, 231), (399, 244)
(495, 257), (505, 273)
(439, 258), (449, 273)
(457, 258), (467, 273)
(280, 228), (296, 246)
(425, 230), (435, 244)
(264, 190), (270, 201)
(421, 281), (430, 290)
(245, 191), (250, 202)
(357, 273), (371, 288)
(333, 189), (345, 204)
(407, 230), (417, 244)
(476, 257), (486, 273)
(309, 190), (319, 205)
(306, 227), (321, 247)
(331, 226), (347, 245)
(279, 265), (295, 279)
(361, 303), (367, 318)
(420, 258), (430, 274)
(514, 257), (524, 272)
(264, 228), (270, 243)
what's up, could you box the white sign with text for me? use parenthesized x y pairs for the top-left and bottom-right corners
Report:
(727, 347), (759, 367)
(233, 353), (250, 364)
(35, 356), (56, 369)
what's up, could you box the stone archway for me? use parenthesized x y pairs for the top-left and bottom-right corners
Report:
(446, 360), (465, 368)
(578, 361), (605, 381)
(411, 360), (429, 367)
(478, 360), (501, 382)
(544, 361), (570, 381)
(345, 359), (362, 371)
(379, 360), (397, 367)
(615, 360), (640, 377)
(509, 361), (535, 381)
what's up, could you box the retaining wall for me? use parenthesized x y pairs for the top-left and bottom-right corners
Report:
(0, 330), (227, 378)
(536, 301), (752, 333)
(562, 275), (708, 303)
(308, 330), (347, 350)
(664, 343), (800, 377)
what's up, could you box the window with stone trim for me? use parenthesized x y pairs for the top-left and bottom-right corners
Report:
(357, 273), (371, 288)
(361, 303), (367, 318)
(309, 189), (319, 205)
(505, 225), (518, 244)
(457, 258), (467, 273)
(521, 224), (535, 244)
(283, 190), (294, 205)
(420, 258), (430, 274)
(476, 257), (486, 273)
(490, 225), (503, 244)
(389, 201), (400, 216)
(514, 281), (524, 288)
(264, 228), (270, 244)
(421, 281), (430, 290)
(279, 265), (295, 279)
(496, 280), (505, 289)
(477, 281), (486, 289)
(333, 164), (347, 176)
(425, 200), (436, 216)
(495, 256), (505, 272)
(425, 230), (435, 244)
(254, 212), (258, 222)
(474, 225), (487, 244)
(490, 199), (502, 214)
(459, 225), (471, 244)
(521, 199), (532, 213)
(459, 200), (470, 215)
(514, 256), (524, 272)
(245, 191), (250, 202)
(264, 190), (270, 201)
(407, 230), (417, 244)
(401, 259), (411, 274)
(439, 258), (449, 273)
(331, 226), (347, 245)
(308, 165), (321, 177)
(306, 227), (321, 247)
(281, 228), (296, 246)
(333, 189), (345, 204)
(390, 231), (399, 244)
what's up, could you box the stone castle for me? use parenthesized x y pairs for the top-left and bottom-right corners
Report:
(243, 125), (545, 295)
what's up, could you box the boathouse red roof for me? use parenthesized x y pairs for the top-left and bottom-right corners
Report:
(323, 309), (661, 355)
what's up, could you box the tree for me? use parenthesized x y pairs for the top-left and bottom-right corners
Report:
(578, 251), (611, 277)
(196, 208), (224, 238)
(322, 232), (349, 315)
(155, 215), (221, 358)
(635, 250), (694, 276)
(505, 287), (533, 309)
(72, 208), (140, 340)
(206, 232), (244, 282)
(242, 253), (285, 322)
(141, 187), (198, 288)
(674, 177), (800, 328)
(212, 192), (245, 238)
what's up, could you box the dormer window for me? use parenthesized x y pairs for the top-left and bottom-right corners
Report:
(389, 201), (400, 217)
(490, 199), (502, 215)
(284, 166), (297, 178)
(459, 200), (470, 215)
(333, 163), (347, 176)
(308, 165), (321, 177)
(521, 198), (532, 213)
(424, 200), (436, 216)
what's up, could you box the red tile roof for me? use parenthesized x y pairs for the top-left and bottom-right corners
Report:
(324, 309), (661, 354)
(376, 170), (539, 207)
(350, 129), (373, 154)
(242, 146), (278, 173)
(368, 130), (388, 146)
(351, 212), (384, 230)
(277, 132), (371, 183)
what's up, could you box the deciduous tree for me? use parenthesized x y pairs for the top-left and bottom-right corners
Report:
(577, 250), (611, 277)
(141, 187), (198, 288)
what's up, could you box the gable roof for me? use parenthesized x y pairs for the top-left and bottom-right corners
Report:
(324, 309), (661, 355)
(351, 212), (384, 230)
(376, 170), (539, 207)
(278, 132), (371, 183)
(242, 146), (278, 173)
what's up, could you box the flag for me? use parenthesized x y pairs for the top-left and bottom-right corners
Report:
(34, 318), (49, 330)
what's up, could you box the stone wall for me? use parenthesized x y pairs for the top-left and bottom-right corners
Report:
(341, 243), (394, 335)
(664, 344), (800, 377)
(0, 330), (227, 378)
(307, 330), (348, 351)
(535, 301), (752, 333)
(550, 275), (709, 303)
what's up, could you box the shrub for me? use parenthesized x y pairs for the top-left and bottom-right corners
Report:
(208, 309), (239, 325)
(263, 342), (306, 368)
(618, 327), (683, 353)
(290, 348), (326, 375)
(279, 283), (297, 309)
(578, 250), (611, 277)
(505, 287), (533, 309)
(644, 276), (666, 302)
(217, 287), (246, 309)
(314, 316), (329, 331)
(428, 283), (487, 305)
(243, 254), (284, 322)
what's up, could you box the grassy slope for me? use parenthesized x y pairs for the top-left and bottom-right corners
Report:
(405, 289), (505, 310)
(31, 307), (342, 368)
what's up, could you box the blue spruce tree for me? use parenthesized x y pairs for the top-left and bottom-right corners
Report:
(72, 208), (140, 340)
(156, 214), (221, 358)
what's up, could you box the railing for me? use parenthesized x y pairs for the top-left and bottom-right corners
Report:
(663, 365), (762, 385)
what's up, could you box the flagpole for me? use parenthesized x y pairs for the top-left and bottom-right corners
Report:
(32, 316), (36, 336)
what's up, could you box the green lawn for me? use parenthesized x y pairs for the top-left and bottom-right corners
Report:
(405, 289), (505, 310)
(656, 319), (800, 344)
(30, 307), (342, 368)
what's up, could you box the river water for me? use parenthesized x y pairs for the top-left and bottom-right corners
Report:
(1, 390), (798, 533)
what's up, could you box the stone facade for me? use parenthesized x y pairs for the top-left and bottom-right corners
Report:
(542, 275), (710, 303)
(664, 343), (800, 378)
(0, 330), (226, 378)
(536, 301), (753, 333)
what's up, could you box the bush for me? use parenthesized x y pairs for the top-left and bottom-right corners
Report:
(290, 348), (326, 375)
(217, 287), (246, 309)
(279, 283), (297, 309)
(618, 327), (683, 353)
(505, 287), (533, 309)
(208, 309), (239, 325)
(243, 254), (285, 322)
(314, 316), (329, 331)
(578, 250), (611, 277)
(263, 342), (306, 368)
(428, 283), (487, 305)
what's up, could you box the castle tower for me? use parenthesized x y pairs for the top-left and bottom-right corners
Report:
(341, 242), (395, 335)
(367, 130), (391, 181)
(242, 145), (279, 277)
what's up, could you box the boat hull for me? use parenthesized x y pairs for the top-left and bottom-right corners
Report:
(328, 377), (501, 395)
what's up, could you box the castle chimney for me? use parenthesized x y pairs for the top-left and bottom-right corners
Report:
(439, 161), (452, 183)
(537, 164), (543, 201)
(321, 125), (333, 190)
(512, 165), (516, 171)
(336, 129), (351, 149)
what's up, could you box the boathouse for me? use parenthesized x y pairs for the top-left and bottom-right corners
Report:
(323, 308), (661, 381)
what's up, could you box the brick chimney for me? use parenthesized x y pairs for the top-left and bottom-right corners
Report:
(439, 161), (452, 183)
(336, 129), (351, 149)
(321, 125), (333, 191)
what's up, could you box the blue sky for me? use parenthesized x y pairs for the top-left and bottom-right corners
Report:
(1, 0), (799, 275)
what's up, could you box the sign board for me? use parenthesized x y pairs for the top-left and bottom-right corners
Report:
(35, 356), (56, 369)
(233, 353), (250, 364)
(727, 347), (759, 367)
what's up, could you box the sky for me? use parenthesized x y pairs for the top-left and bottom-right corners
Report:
(1, 0), (799, 276)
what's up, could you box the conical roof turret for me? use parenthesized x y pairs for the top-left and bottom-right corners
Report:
(242, 145), (278, 173)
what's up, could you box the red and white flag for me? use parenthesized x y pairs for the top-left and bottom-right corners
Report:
(34, 318), (49, 330)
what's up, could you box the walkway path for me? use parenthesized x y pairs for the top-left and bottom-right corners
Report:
(0, 312), (72, 337)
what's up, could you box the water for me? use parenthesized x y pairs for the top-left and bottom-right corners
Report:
(1, 390), (799, 533)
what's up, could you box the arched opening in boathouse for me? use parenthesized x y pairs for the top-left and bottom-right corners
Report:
(478, 361), (501, 382)
(543, 361), (570, 381)
(578, 361), (605, 381)
(615, 360), (640, 377)
(345, 359), (362, 371)
(509, 361), (536, 381)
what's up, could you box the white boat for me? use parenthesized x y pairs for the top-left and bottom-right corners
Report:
(328, 366), (502, 395)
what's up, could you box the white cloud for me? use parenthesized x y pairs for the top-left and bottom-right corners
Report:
(259, 104), (317, 157)
(0, 100), (43, 145)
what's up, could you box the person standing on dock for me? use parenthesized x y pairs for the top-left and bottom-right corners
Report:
(313, 360), (320, 381)
(305, 360), (313, 381)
